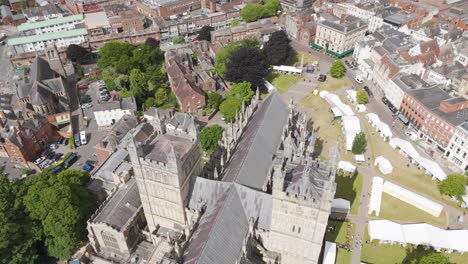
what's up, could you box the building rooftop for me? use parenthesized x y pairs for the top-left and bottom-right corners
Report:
(407, 86), (451, 110)
(7, 28), (88, 46)
(143, 134), (193, 163)
(23, 4), (63, 19)
(84, 12), (110, 29)
(17, 14), (83, 31)
(319, 17), (367, 34)
(91, 178), (142, 231)
(222, 93), (289, 190)
(384, 12), (417, 26)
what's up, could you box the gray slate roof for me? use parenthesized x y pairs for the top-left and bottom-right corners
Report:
(92, 178), (141, 231)
(222, 92), (289, 190)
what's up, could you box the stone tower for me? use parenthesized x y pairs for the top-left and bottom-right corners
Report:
(267, 157), (336, 264)
(128, 113), (203, 233)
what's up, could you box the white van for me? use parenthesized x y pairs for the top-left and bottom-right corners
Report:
(355, 75), (364, 84)
(80, 131), (87, 145)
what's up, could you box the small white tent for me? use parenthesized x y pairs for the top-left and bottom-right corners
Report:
(374, 156), (393, 175)
(338, 161), (356, 175)
(323, 242), (337, 264)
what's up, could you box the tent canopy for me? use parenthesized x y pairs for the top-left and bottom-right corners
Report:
(338, 160), (356, 173)
(366, 113), (392, 139)
(374, 156), (393, 175)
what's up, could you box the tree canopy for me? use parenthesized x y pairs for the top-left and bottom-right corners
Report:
(352, 132), (367, 154)
(66, 44), (90, 64)
(240, 0), (280, 22)
(197, 26), (214, 42)
(214, 39), (259, 78)
(417, 252), (450, 264)
(356, 89), (369, 104)
(439, 174), (467, 199)
(330, 60), (345, 78)
(172, 36), (185, 44)
(264, 30), (294, 66)
(220, 97), (242, 123)
(0, 175), (42, 264)
(97, 41), (171, 108)
(226, 81), (254, 104)
(225, 47), (268, 89)
(23, 170), (96, 260)
(145, 37), (160, 48)
(200, 125), (224, 154)
(206, 91), (223, 110)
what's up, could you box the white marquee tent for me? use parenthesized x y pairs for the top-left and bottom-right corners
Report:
(338, 161), (356, 174)
(389, 138), (447, 181)
(272, 65), (302, 74)
(368, 177), (384, 216)
(366, 113), (392, 139)
(342, 115), (361, 151)
(369, 220), (468, 253)
(323, 242), (337, 264)
(320, 91), (355, 116)
(374, 156), (393, 175)
(346, 89), (357, 104)
(383, 181), (443, 217)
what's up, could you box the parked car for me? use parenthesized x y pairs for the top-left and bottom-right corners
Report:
(363, 86), (373, 97)
(80, 131), (87, 145)
(98, 86), (108, 92)
(77, 84), (89, 89)
(97, 80), (104, 86)
(50, 165), (63, 174)
(82, 163), (94, 172)
(81, 103), (92, 109)
(59, 137), (68, 145)
(52, 153), (63, 161)
(63, 153), (79, 168)
(34, 157), (46, 164)
(80, 95), (92, 104)
(382, 97), (389, 105)
(318, 74), (326, 82)
(355, 75), (364, 84)
(74, 133), (81, 147)
(49, 144), (59, 150)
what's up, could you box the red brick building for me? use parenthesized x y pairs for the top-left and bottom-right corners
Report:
(0, 5), (26, 25)
(399, 39), (440, 66)
(0, 111), (58, 166)
(438, 3), (468, 31)
(165, 51), (206, 113)
(400, 87), (468, 150)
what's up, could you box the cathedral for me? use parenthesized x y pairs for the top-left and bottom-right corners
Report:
(87, 91), (337, 264)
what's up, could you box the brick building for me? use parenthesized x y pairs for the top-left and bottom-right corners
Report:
(165, 50), (206, 113)
(139, 0), (201, 19)
(0, 111), (58, 166)
(400, 86), (468, 151)
(438, 3), (468, 31)
(0, 5), (26, 26)
(8, 0), (35, 11)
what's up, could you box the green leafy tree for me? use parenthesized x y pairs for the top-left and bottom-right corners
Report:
(74, 64), (84, 78)
(417, 252), (450, 264)
(351, 132), (367, 154)
(225, 47), (269, 88)
(0, 175), (42, 264)
(241, 3), (263, 22)
(220, 97), (242, 123)
(206, 91), (223, 109)
(66, 44), (89, 64)
(215, 42), (240, 77)
(154, 88), (169, 106)
(146, 64), (167, 91)
(231, 19), (240, 26)
(356, 89), (369, 104)
(263, 0), (280, 16)
(97, 41), (135, 70)
(200, 125), (224, 154)
(131, 44), (162, 71)
(197, 26), (214, 42)
(101, 67), (118, 90)
(330, 60), (345, 78)
(439, 174), (467, 199)
(172, 36), (185, 44)
(130, 69), (147, 104)
(264, 30), (294, 66)
(23, 170), (96, 260)
(227, 82), (254, 104)
(114, 74), (129, 90)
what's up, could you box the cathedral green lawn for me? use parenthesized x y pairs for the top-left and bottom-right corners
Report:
(379, 193), (448, 228)
(316, 77), (351, 92)
(335, 173), (363, 215)
(325, 220), (355, 264)
(289, 51), (319, 67)
(266, 73), (301, 94)
(361, 226), (468, 264)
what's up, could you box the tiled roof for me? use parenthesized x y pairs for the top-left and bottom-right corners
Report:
(17, 14), (83, 31)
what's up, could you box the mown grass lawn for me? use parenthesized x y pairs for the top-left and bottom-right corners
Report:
(379, 193), (447, 228)
(317, 77), (352, 92)
(361, 121), (463, 211)
(288, 51), (319, 67)
(361, 225), (468, 264)
(335, 173), (363, 215)
(266, 72), (301, 94)
(325, 220), (355, 264)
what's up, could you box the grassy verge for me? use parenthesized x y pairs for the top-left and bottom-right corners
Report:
(361, 225), (468, 264)
(335, 173), (363, 215)
(362, 121), (463, 211)
(316, 77), (352, 92)
(266, 72), (301, 94)
(289, 51), (319, 67)
(325, 220), (355, 264)
(379, 193), (447, 227)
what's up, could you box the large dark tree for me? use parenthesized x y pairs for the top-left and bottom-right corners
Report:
(0, 175), (42, 264)
(225, 47), (269, 88)
(264, 30), (294, 65)
(197, 26), (214, 42)
(65, 44), (89, 64)
(145, 37), (160, 48)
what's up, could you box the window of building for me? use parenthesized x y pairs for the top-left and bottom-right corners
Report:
(292, 225), (295, 232)
(101, 231), (120, 250)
